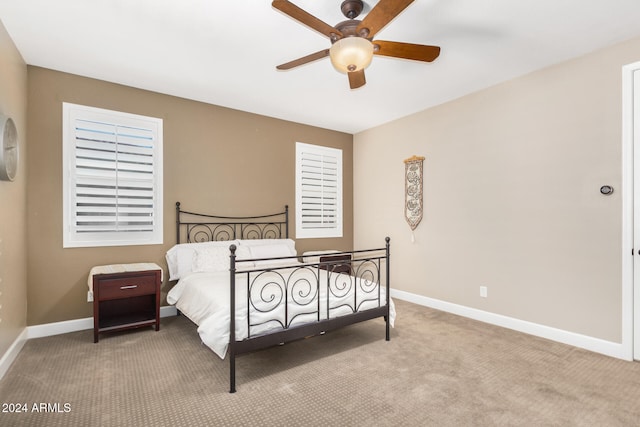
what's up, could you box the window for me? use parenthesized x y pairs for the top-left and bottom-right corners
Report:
(295, 142), (343, 239)
(63, 103), (163, 248)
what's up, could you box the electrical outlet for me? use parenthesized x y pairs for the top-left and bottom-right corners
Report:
(480, 286), (488, 298)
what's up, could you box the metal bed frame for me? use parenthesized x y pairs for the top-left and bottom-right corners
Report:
(175, 202), (391, 393)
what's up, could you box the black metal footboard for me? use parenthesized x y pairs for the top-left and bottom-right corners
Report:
(227, 237), (391, 393)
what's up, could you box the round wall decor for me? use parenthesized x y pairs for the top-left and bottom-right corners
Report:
(0, 114), (18, 181)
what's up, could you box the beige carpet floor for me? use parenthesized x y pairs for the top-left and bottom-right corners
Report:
(0, 299), (639, 426)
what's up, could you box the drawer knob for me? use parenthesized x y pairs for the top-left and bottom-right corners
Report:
(120, 285), (138, 290)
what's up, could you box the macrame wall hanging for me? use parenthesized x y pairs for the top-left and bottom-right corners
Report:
(404, 155), (425, 242)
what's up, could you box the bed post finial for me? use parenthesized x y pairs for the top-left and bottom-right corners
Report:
(176, 202), (181, 243)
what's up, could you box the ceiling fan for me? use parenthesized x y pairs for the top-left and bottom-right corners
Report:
(272, 0), (441, 89)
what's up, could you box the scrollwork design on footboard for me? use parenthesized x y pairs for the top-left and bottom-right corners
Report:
(288, 267), (321, 317)
(325, 258), (383, 316)
(327, 272), (353, 299)
(242, 257), (386, 340)
(249, 271), (285, 316)
(245, 266), (321, 337)
(353, 259), (383, 311)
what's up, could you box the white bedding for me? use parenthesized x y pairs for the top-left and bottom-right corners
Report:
(167, 266), (395, 359)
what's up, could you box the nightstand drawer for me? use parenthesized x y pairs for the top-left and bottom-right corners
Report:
(98, 275), (157, 300)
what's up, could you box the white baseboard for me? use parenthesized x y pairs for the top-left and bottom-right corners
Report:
(0, 328), (28, 380)
(27, 305), (178, 339)
(391, 289), (627, 360)
(27, 316), (94, 340)
(0, 306), (178, 381)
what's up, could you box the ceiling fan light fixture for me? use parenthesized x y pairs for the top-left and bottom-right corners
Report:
(329, 37), (373, 74)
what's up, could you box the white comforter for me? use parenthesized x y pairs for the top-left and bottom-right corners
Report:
(167, 267), (395, 359)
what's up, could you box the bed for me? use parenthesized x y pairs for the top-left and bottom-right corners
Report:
(166, 202), (394, 392)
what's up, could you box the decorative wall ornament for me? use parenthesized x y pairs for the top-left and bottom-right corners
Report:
(404, 155), (425, 238)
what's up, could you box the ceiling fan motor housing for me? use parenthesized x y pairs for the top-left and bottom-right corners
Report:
(334, 20), (362, 39)
(341, 0), (364, 19)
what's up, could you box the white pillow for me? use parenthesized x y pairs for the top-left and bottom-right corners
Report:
(249, 243), (298, 268)
(238, 238), (297, 256)
(192, 246), (228, 273)
(191, 244), (255, 273)
(166, 240), (239, 280)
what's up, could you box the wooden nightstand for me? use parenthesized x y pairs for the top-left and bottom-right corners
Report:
(92, 267), (161, 343)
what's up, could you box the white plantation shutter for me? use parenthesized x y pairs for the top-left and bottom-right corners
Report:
(296, 142), (343, 238)
(63, 103), (163, 248)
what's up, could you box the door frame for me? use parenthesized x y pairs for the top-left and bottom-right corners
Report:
(622, 60), (640, 361)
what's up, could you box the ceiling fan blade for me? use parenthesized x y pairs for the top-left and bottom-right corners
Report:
(373, 40), (441, 62)
(357, 0), (414, 39)
(276, 49), (330, 70)
(272, 0), (343, 39)
(348, 69), (366, 89)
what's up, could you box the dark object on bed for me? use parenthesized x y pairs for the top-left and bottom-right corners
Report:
(319, 253), (352, 274)
(175, 202), (390, 393)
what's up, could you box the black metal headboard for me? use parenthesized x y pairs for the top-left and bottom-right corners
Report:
(175, 202), (289, 243)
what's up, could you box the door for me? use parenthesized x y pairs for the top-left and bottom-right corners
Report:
(634, 68), (640, 360)
(624, 61), (640, 361)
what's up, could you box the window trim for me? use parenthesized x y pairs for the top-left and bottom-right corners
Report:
(62, 102), (163, 248)
(295, 142), (343, 239)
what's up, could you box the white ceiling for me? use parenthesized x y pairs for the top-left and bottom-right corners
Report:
(2, 0), (640, 134)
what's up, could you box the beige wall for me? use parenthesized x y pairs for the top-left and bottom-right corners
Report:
(26, 67), (353, 325)
(354, 36), (640, 343)
(0, 21), (28, 355)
